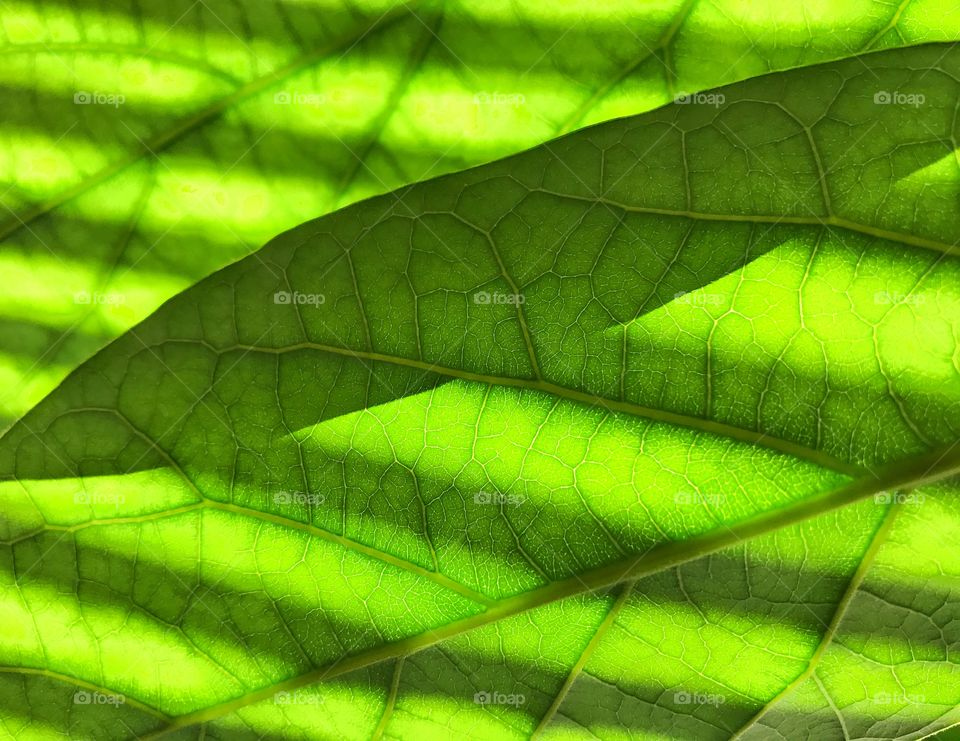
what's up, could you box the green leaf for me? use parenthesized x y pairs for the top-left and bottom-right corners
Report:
(1, 41), (959, 739)
(3, 0), (960, 428)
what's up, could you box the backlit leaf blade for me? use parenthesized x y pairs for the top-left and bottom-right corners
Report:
(1, 42), (960, 740)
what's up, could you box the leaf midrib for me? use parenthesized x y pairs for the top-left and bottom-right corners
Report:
(139, 441), (960, 738)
